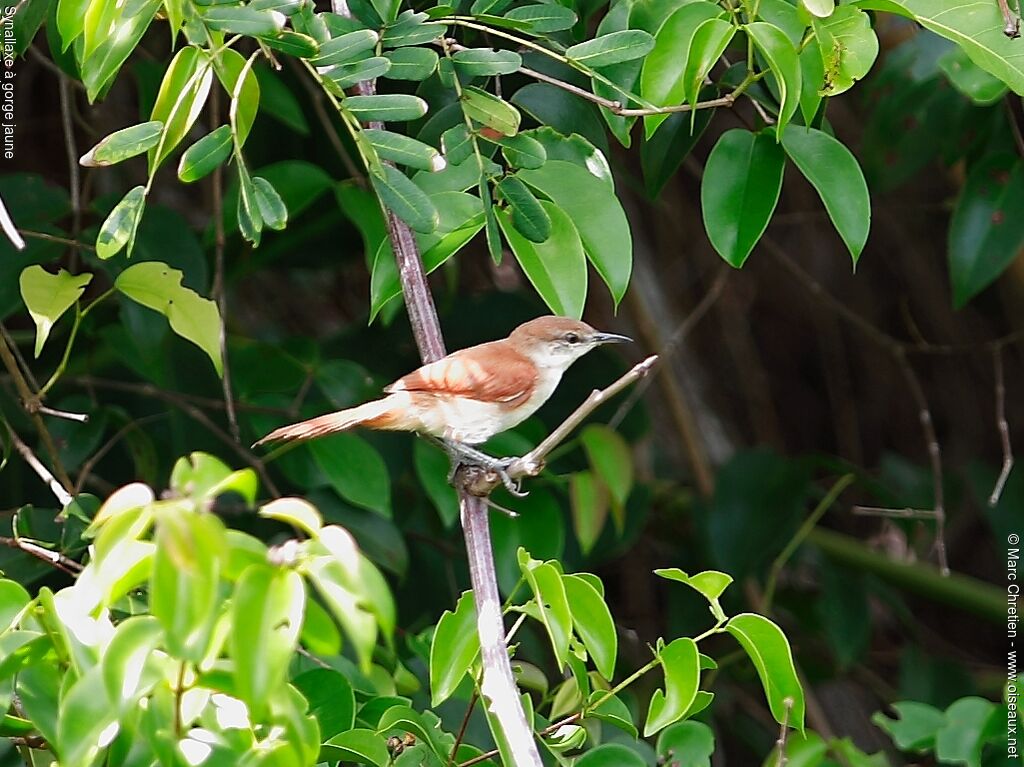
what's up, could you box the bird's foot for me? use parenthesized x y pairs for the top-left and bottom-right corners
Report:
(443, 440), (527, 498)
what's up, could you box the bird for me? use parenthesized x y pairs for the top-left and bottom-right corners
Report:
(253, 316), (631, 467)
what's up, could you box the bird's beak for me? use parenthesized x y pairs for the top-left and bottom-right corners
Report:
(593, 332), (632, 345)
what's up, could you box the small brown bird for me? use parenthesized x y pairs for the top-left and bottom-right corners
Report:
(254, 316), (630, 451)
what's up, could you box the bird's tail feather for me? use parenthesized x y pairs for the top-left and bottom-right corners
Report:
(253, 396), (406, 447)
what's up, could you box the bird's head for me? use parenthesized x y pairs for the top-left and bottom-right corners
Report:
(509, 316), (632, 370)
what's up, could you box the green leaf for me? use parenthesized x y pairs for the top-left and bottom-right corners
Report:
(383, 47), (439, 80)
(150, 509), (226, 661)
(370, 164), (439, 234)
(81, 0), (160, 101)
(656, 721), (715, 767)
(304, 556), (378, 672)
(516, 160), (632, 305)
(429, 590), (479, 706)
(575, 744), (647, 767)
(370, 0), (399, 23)
(585, 691), (637, 737)
(640, 1), (724, 137)
(563, 574), (616, 679)
(644, 637), (700, 736)
(115, 261), (224, 375)
(936, 697), (997, 767)
(580, 424), (633, 526)
(682, 18), (735, 108)
(814, 6), (878, 97)
(259, 497), (323, 536)
(802, 0), (834, 16)
(570, 471), (608, 556)
(939, 46), (1008, 105)
(746, 22), (801, 133)
(497, 201), (587, 318)
(453, 48), (522, 77)
(566, 30), (655, 68)
(641, 105), (715, 197)
(56, 0), (89, 51)
(497, 175), (551, 243)
(231, 565), (305, 720)
(294, 668), (355, 739)
(101, 616), (162, 712)
(519, 554), (572, 671)
(79, 121), (163, 167)
(322, 729), (389, 766)
(726, 613), (805, 731)
(309, 433), (391, 516)
(148, 47), (214, 173)
(590, 0), (639, 148)
(701, 129), (784, 267)
(380, 11), (445, 47)
(259, 29), (321, 58)
(18, 266), (92, 357)
(346, 94), (429, 122)
(948, 153), (1024, 307)
(253, 176), (288, 231)
(96, 185), (146, 260)
(324, 57), (392, 91)
(202, 6), (286, 35)
(503, 4), (577, 33)
(461, 86), (521, 137)
(654, 568), (734, 601)
(56, 665), (117, 767)
(313, 29), (379, 65)
(493, 133), (546, 170)
(871, 701), (944, 751)
(857, 0), (1024, 94)
(0, 581), (29, 632)
(363, 129), (444, 172)
(780, 125), (870, 264)
(413, 440), (459, 528)
(178, 125), (233, 183)
(216, 48), (261, 149)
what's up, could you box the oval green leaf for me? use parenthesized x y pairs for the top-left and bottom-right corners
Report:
(781, 125), (870, 264)
(429, 590), (479, 706)
(746, 21), (802, 134)
(726, 612), (805, 731)
(644, 637), (700, 736)
(701, 129), (784, 268)
(178, 125), (233, 183)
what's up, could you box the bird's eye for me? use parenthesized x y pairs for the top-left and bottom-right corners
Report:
(564, 332), (580, 344)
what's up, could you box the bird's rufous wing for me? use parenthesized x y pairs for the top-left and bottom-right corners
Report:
(384, 341), (537, 405)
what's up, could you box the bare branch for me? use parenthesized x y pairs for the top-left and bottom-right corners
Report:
(2, 421), (73, 507)
(0, 327), (74, 495)
(36, 404), (89, 423)
(852, 506), (939, 520)
(0, 534), (83, 576)
(0, 193), (25, 250)
(998, 0), (1021, 37)
(990, 345), (1014, 506)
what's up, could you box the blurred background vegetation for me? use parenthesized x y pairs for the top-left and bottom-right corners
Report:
(0, 1), (1018, 764)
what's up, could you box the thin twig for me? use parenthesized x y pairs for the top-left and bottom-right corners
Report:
(36, 404), (89, 423)
(0, 194), (25, 250)
(774, 698), (794, 767)
(990, 346), (1014, 506)
(763, 474), (855, 612)
(18, 229), (95, 251)
(0, 535), (83, 575)
(446, 690), (479, 767)
(609, 266), (729, 430)
(59, 76), (82, 253)
(209, 86), (240, 444)
(851, 506), (938, 519)
(2, 421), (73, 507)
(69, 376), (290, 415)
(0, 327), (74, 495)
(998, 0), (1021, 37)
(457, 356), (659, 498)
(73, 413), (166, 495)
(0, 325), (40, 391)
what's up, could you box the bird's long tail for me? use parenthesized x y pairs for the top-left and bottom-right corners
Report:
(252, 395), (409, 447)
